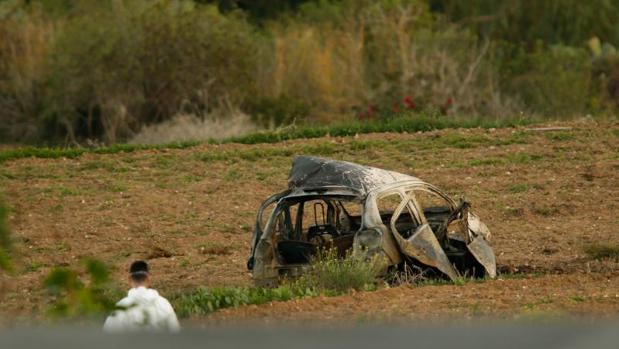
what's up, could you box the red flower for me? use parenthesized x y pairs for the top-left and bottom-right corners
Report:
(403, 95), (416, 110)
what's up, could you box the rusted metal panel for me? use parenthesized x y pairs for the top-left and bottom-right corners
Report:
(392, 223), (459, 280)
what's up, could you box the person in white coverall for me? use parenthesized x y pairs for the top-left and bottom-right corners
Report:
(103, 260), (180, 333)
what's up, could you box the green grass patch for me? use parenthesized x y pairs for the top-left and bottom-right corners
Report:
(348, 140), (389, 151)
(584, 243), (619, 262)
(492, 131), (530, 146)
(0, 115), (534, 164)
(105, 181), (128, 193)
(469, 158), (503, 166)
(531, 205), (558, 216)
(438, 134), (492, 149)
(175, 248), (383, 318)
(569, 295), (587, 303)
(505, 153), (544, 164)
(54, 185), (81, 197)
(469, 152), (545, 167)
(174, 283), (318, 318)
(545, 131), (575, 141)
(228, 115), (534, 145)
(0, 141), (200, 164)
(508, 183), (531, 193)
(181, 174), (202, 183)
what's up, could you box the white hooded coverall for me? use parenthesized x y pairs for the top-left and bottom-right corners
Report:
(103, 286), (180, 333)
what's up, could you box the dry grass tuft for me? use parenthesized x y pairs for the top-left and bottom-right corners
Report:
(129, 111), (260, 145)
(584, 243), (619, 262)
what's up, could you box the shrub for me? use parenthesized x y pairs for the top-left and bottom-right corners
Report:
(42, 0), (262, 143)
(503, 44), (593, 116)
(1, 0), (614, 145)
(435, 0), (619, 48)
(300, 248), (383, 293)
(245, 95), (311, 127)
(44, 259), (119, 319)
(0, 9), (55, 143)
(294, 0), (516, 117)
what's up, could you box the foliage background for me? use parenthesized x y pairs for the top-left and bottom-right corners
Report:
(1, 0), (618, 145)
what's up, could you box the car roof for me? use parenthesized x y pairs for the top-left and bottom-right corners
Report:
(287, 156), (422, 196)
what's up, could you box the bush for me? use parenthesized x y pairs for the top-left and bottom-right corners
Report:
(245, 95), (310, 127)
(42, 0), (262, 144)
(293, 0), (515, 117)
(44, 259), (119, 319)
(300, 248), (383, 293)
(0, 0), (615, 145)
(0, 9), (54, 143)
(434, 0), (619, 48)
(502, 44), (593, 116)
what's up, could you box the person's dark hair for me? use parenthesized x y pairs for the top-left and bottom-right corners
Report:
(129, 260), (149, 283)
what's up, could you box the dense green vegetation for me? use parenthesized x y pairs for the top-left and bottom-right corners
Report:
(0, 0), (617, 145)
(175, 283), (318, 318)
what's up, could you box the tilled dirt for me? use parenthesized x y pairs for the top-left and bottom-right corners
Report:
(0, 119), (617, 323)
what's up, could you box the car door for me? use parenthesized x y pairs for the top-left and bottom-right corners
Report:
(389, 190), (459, 280)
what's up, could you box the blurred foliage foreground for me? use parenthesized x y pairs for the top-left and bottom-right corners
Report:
(0, 196), (11, 271)
(0, 0), (618, 146)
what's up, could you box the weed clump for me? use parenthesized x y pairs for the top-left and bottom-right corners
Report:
(175, 283), (317, 318)
(300, 248), (383, 294)
(584, 243), (619, 262)
(175, 248), (383, 317)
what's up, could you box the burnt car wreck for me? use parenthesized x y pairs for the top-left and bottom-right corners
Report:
(247, 156), (496, 286)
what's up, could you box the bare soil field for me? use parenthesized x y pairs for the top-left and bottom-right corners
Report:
(0, 119), (617, 324)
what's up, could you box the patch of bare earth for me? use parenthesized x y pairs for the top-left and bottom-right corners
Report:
(0, 119), (617, 323)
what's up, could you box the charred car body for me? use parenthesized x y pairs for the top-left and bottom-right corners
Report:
(247, 156), (496, 286)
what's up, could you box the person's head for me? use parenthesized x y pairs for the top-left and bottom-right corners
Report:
(129, 260), (149, 287)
